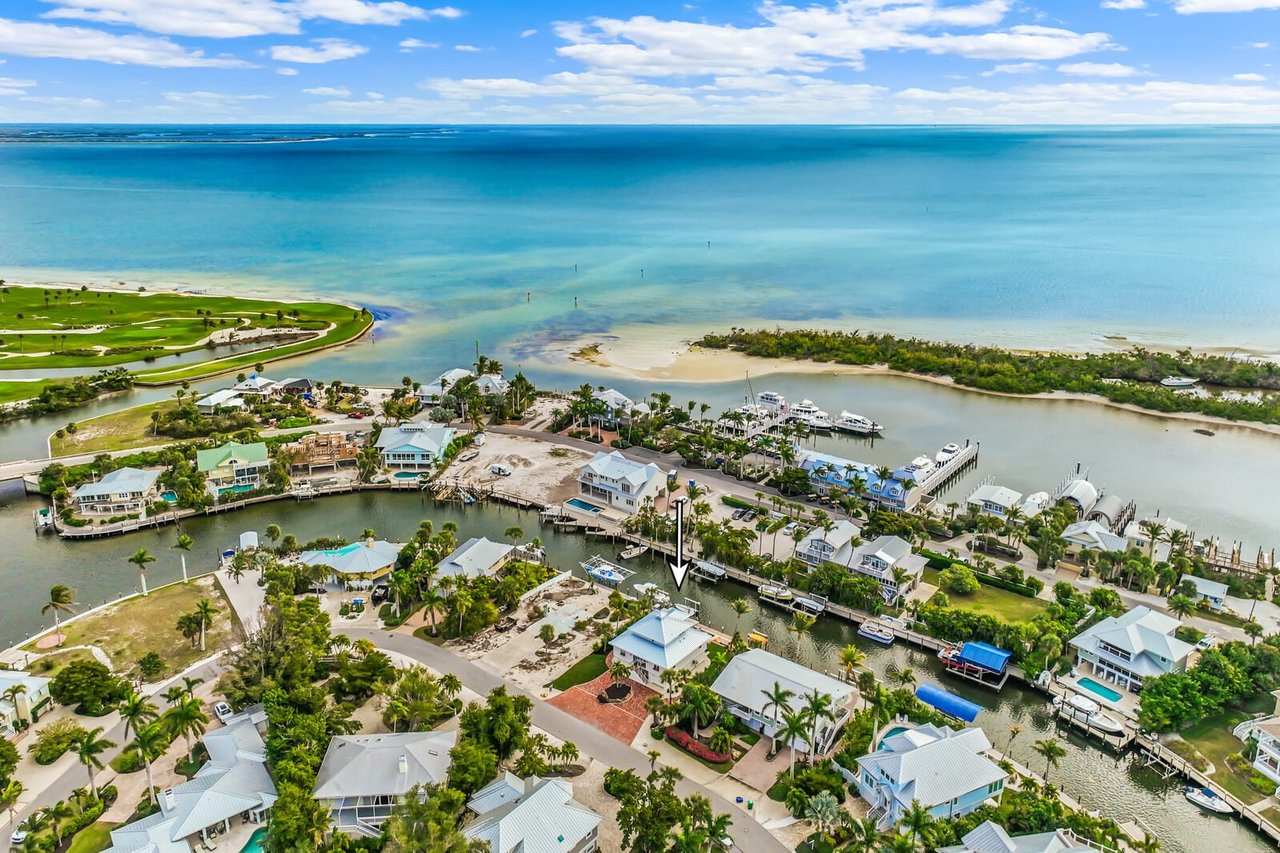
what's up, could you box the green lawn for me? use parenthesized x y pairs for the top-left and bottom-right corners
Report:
(548, 653), (608, 690)
(923, 567), (1048, 623)
(29, 647), (98, 678)
(25, 576), (237, 677)
(49, 400), (178, 455)
(1193, 607), (1253, 630)
(1180, 705), (1268, 805)
(66, 821), (118, 853)
(0, 379), (50, 404)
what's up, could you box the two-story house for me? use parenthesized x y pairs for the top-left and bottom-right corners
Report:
(1233, 691), (1280, 793)
(856, 724), (1005, 830)
(196, 441), (271, 492)
(965, 483), (1024, 520)
(793, 520), (861, 568)
(844, 535), (926, 604)
(71, 467), (163, 516)
(463, 775), (602, 853)
(576, 451), (665, 515)
(0, 671), (53, 734)
(610, 606), (714, 687)
(314, 731), (457, 836)
(374, 424), (456, 471)
(939, 820), (1097, 853)
(1068, 605), (1194, 692)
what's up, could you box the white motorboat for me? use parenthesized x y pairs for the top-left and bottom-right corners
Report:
(1161, 376), (1198, 388)
(935, 442), (962, 464)
(858, 620), (895, 644)
(789, 400), (833, 431)
(834, 411), (883, 435)
(582, 556), (632, 586)
(619, 544), (648, 560)
(631, 583), (671, 607)
(1052, 694), (1126, 735)
(758, 584), (795, 605)
(756, 391), (786, 411)
(901, 455), (936, 481)
(1185, 786), (1233, 814)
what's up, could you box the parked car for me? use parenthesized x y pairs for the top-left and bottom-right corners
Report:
(346, 411), (365, 419)
(458, 450), (479, 462)
(490, 463), (512, 476)
(12, 812), (44, 845)
(371, 584), (390, 604)
(213, 701), (234, 724)
(1197, 634), (1217, 651)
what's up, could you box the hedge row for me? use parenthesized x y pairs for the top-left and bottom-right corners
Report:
(920, 548), (1040, 598)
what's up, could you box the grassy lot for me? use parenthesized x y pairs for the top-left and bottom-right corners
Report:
(25, 576), (237, 677)
(923, 567), (1047, 623)
(0, 379), (50, 404)
(28, 647), (98, 678)
(66, 821), (118, 853)
(1261, 806), (1280, 825)
(49, 400), (177, 455)
(1194, 607), (1253, 630)
(0, 283), (371, 386)
(1180, 705), (1269, 805)
(548, 653), (608, 690)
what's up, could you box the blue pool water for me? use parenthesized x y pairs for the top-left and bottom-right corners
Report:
(566, 498), (603, 514)
(218, 484), (254, 496)
(393, 471), (422, 480)
(878, 725), (908, 749)
(160, 490), (177, 502)
(240, 827), (267, 853)
(1078, 677), (1124, 703)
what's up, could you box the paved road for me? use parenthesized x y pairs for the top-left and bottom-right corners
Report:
(345, 627), (789, 853)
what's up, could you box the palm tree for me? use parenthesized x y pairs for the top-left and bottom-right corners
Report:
(503, 526), (524, 545)
(680, 683), (720, 735)
(168, 696), (209, 762)
(41, 584), (77, 643)
(0, 779), (23, 830)
(129, 548), (156, 595)
(1167, 594), (1195, 622)
(838, 644), (866, 682)
(1005, 723), (1022, 757)
(45, 799), (73, 847)
(118, 691), (158, 741)
(884, 663), (917, 690)
(420, 588), (445, 636)
(193, 598), (218, 651)
(609, 661), (632, 684)
(75, 727), (116, 797)
(779, 709), (810, 778)
(1140, 521), (1166, 560)
(1033, 737), (1067, 784)
(730, 598), (752, 638)
(1245, 620), (1264, 645)
(900, 799), (933, 845)
(132, 723), (166, 806)
(761, 681), (794, 754)
(804, 789), (841, 842)
(173, 533), (194, 583)
(802, 689), (836, 757)
(844, 816), (878, 853)
(265, 523), (281, 545)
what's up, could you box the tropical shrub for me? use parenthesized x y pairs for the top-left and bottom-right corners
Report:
(664, 726), (732, 764)
(30, 718), (87, 764)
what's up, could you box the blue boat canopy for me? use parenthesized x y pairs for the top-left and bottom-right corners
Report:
(916, 683), (983, 723)
(956, 641), (1012, 674)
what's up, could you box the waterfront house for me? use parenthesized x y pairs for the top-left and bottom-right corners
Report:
(0, 671), (52, 734)
(965, 483), (1023, 520)
(314, 731), (457, 836)
(1056, 479), (1099, 518)
(938, 820), (1095, 853)
(463, 775), (602, 853)
(1125, 516), (1190, 561)
(610, 606), (714, 687)
(797, 448), (915, 510)
(71, 466), (163, 517)
(435, 537), (515, 583)
(1232, 691), (1280, 792)
(793, 520), (861, 568)
(1068, 605), (1194, 692)
(576, 451), (665, 515)
(855, 723), (1004, 830)
(594, 388), (650, 419)
(1179, 574), (1228, 611)
(374, 423), (456, 471)
(282, 432), (362, 474)
(710, 648), (854, 755)
(474, 373), (510, 396)
(297, 539), (403, 587)
(1060, 520), (1127, 559)
(421, 368), (475, 403)
(230, 374), (277, 396)
(195, 388), (246, 415)
(197, 441), (271, 491)
(843, 535), (926, 604)
(275, 377), (316, 396)
(103, 716), (275, 853)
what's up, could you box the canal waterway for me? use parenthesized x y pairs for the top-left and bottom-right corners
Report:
(0, 486), (1267, 853)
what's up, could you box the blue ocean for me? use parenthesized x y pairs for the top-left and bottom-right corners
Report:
(1, 124), (1278, 384)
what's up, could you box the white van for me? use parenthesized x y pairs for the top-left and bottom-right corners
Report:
(490, 463), (512, 477)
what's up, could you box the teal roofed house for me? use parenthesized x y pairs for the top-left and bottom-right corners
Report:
(71, 466), (163, 516)
(196, 441), (270, 491)
(297, 539), (403, 588)
(374, 423), (457, 471)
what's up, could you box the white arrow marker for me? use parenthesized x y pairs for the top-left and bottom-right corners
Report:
(670, 496), (690, 591)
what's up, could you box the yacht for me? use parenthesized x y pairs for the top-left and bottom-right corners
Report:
(902, 455), (937, 481)
(789, 400), (834, 432)
(756, 391), (786, 412)
(1160, 376), (1198, 388)
(935, 443), (962, 464)
(1052, 694), (1125, 735)
(1185, 786), (1233, 814)
(834, 411), (883, 435)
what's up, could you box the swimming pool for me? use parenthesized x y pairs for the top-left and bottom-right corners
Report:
(566, 498), (604, 513)
(1078, 677), (1123, 703)
(393, 471), (422, 480)
(160, 490), (178, 502)
(218, 484), (254, 495)
(240, 827), (268, 853)
(878, 725), (909, 749)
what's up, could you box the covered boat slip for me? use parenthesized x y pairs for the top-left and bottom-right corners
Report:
(916, 682), (984, 724)
(938, 641), (1012, 689)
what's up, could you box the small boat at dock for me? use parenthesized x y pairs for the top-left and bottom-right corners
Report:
(834, 411), (883, 435)
(1161, 376), (1198, 388)
(582, 556), (632, 586)
(792, 596), (826, 616)
(631, 583), (671, 607)
(858, 620), (895, 644)
(33, 507), (54, 532)
(758, 584), (795, 606)
(619, 544), (648, 560)
(935, 443), (962, 464)
(691, 561), (727, 583)
(1052, 694), (1125, 735)
(1185, 786), (1233, 814)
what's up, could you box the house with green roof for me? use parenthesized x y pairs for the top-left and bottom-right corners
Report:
(197, 440), (271, 492)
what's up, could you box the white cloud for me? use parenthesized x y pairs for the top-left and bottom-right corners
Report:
(1100, 0), (1145, 8)
(1058, 61), (1139, 76)
(980, 62), (1044, 75)
(520, 28), (537, 38)
(454, 44), (480, 52)
(1173, 0), (1280, 11)
(1245, 42), (1270, 48)
(1233, 72), (1266, 80)
(40, 0), (448, 38)
(0, 17), (250, 66)
(163, 90), (269, 109)
(276, 66), (297, 75)
(399, 38), (438, 51)
(270, 38), (366, 63)
(0, 76), (36, 94)
(365, 90), (384, 99)
(302, 85), (350, 96)
(21, 95), (102, 106)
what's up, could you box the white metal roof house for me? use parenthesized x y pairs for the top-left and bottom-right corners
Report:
(710, 648), (854, 755)
(230, 375), (277, 395)
(104, 717), (276, 853)
(463, 775), (602, 853)
(938, 820), (1095, 853)
(843, 535), (927, 604)
(421, 368), (475, 402)
(374, 423), (457, 471)
(1233, 691), (1280, 792)
(0, 671), (52, 733)
(593, 388), (650, 419)
(435, 537), (515, 583)
(794, 520), (861, 568)
(72, 466), (163, 516)
(966, 483), (1024, 520)
(1179, 574), (1228, 611)
(1069, 605), (1194, 692)
(576, 451), (665, 515)
(196, 388), (247, 415)
(1061, 520), (1128, 557)
(475, 373), (510, 396)
(610, 606), (714, 686)
(855, 723), (1004, 830)
(297, 539), (403, 587)
(1124, 516), (1190, 561)
(314, 731), (458, 836)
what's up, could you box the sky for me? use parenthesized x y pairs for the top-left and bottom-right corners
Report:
(0, 0), (1278, 123)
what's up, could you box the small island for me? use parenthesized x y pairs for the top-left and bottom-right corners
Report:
(0, 281), (372, 419)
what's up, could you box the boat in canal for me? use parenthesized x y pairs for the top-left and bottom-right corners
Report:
(758, 584), (795, 606)
(858, 620), (895, 644)
(1161, 376), (1199, 388)
(1185, 786), (1233, 815)
(619, 543), (648, 560)
(631, 582), (670, 607)
(582, 556), (631, 586)
(1052, 694), (1126, 735)
(834, 410), (883, 435)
